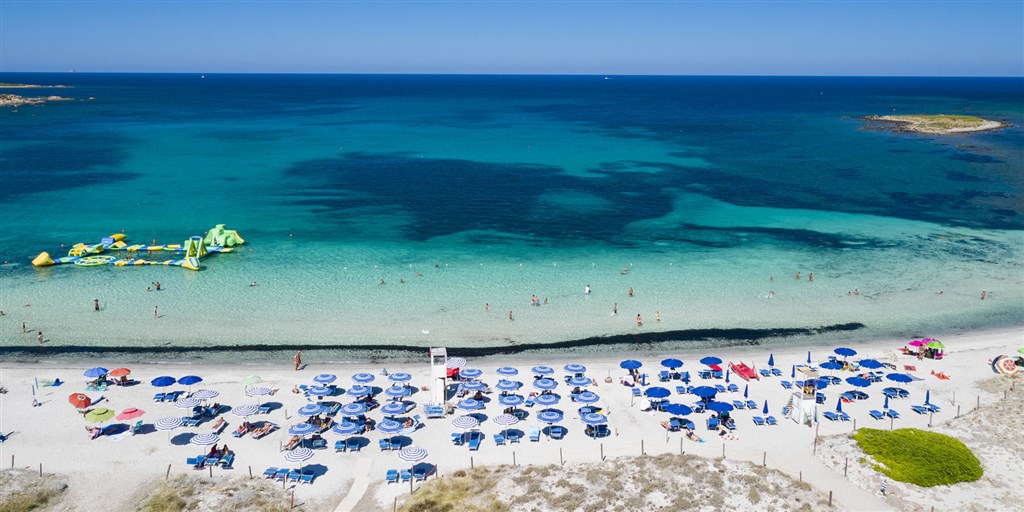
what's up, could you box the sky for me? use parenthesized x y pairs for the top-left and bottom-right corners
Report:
(1, 1), (1021, 76)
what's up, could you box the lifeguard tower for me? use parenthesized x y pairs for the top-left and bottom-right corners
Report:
(429, 348), (448, 405)
(784, 366), (819, 426)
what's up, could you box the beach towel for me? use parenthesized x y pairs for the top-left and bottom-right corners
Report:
(720, 434), (741, 441)
(904, 365), (917, 372)
(107, 431), (132, 442)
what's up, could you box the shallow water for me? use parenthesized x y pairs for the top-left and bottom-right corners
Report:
(1, 74), (1021, 360)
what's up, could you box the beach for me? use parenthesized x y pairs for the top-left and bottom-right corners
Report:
(1, 326), (1020, 511)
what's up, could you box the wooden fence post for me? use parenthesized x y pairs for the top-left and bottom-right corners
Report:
(166, 464), (171, 480)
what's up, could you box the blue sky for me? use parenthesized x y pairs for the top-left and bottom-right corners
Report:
(1, 1), (1021, 76)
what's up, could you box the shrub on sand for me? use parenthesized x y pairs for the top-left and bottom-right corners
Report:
(852, 428), (982, 487)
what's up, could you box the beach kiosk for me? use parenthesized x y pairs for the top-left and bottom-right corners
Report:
(784, 367), (819, 426)
(429, 348), (448, 406)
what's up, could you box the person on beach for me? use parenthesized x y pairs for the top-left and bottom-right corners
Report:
(153, 306), (158, 318)
(655, 311), (661, 322)
(37, 332), (43, 345)
(795, 272), (801, 280)
(981, 290), (986, 300)
(22, 321), (26, 333)
(485, 303), (490, 311)
(613, 303), (618, 316)
(585, 284), (591, 295)
(250, 281), (258, 286)
(770, 275), (774, 282)
(628, 287), (634, 297)
(808, 272), (813, 282)
(294, 351), (302, 371)
(636, 314), (642, 327)
(379, 279), (385, 285)
(93, 298), (100, 311)
(508, 310), (514, 321)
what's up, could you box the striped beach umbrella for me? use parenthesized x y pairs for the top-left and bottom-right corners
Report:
(284, 447), (314, 464)
(313, 374), (337, 384)
(460, 368), (483, 379)
(535, 393), (560, 406)
(496, 367), (519, 376)
(381, 401), (406, 417)
(496, 380), (520, 392)
(341, 403), (367, 417)
(347, 385), (371, 397)
(531, 365), (554, 376)
(191, 389), (219, 400)
(155, 416), (183, 431)
(456, 398), (482, 411)
(385, 386), (411, 398)
(377, 419), (404, 434)
(189, 432), (219, 446)
(563, 364), (587, 374)
(575, 391), (600, 404)
(352, 373), (375, 384)
(246, 386), (272, 397)
(493, 414), (518, 427)
(175, 398), (201, 409)
(537, 409), (564, 424)
(533, 378), (558, 391)
(459, 381), (485, 391)
(498, 394), (524, 407)
(231, 405), (260, 417)
(451, 415), (479, 430)
(297, 404), (324, 417)
(332, 421), (361, 436)
(398, 446), (428, 463)
(308, 385), (334, 397)
(388, 372), (412, 384)
(446, 357), (467, 369)
(288, 423), (317, 436)
(568, 376), (592, 387)
(580, 413), (607, 425)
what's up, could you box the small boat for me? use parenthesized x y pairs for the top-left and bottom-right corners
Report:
(729, 361), (760, 381)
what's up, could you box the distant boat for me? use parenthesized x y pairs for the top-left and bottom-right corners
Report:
(201, 74), (206, 79)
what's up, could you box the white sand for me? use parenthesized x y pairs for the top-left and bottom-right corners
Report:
(0, 326), (1020, 512)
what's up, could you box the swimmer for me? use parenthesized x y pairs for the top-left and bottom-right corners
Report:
(628, 287), (634, 297)
(543, 297), (548, 305)
(854, 288), (859, 295)
(22, 321), (26, 333)
(808, 272), (813, 282)
(613, 303), (618, 316)
(485, 303), (490, 311)
(655, 311), (661, 322)
(981, 290), (986, 300)
(250, 281), (258, 286)
(93, 298), (100, 311)
(636, 314), (642, 327)
(795, 272), (801, 280)
(380, 279), (385, 285)
(585, 284), (591, 295)
(399, 278), (405, 284)
(508, 311), (514, 321)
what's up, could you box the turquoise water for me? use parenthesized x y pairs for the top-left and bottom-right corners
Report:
(1, 74), (1022, 360)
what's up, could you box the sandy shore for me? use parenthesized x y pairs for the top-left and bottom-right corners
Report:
(0, 326), (1020, 511)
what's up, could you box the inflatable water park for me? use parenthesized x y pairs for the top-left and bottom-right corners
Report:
(31, 224), (244, 271)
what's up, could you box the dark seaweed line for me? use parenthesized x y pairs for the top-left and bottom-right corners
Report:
(0, 323), (865, 358)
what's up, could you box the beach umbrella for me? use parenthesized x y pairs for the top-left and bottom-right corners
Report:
(575, 391), (600, 404)
(619, 360), (642, 370)
(332, 421), (361, 436)
(791, 365), (796, 379)
(386, 386), (412, 398)
(352, 373), (375, 384)
(533, 378), (558, 391)
(459, 381), (485, 392)
(644, 387), (671, 399)
(834, 347), (857, 358)
(85, 408), (116, 423)
(451, 415), (479, 430)
(568, 376), (592, 387)
(858, 359), (884, 369)
(347, 385), (371, 397)
(496, 367), (519, 376)
(563, 364), (587, 374)
(190, 432), (220, 447)
(496, 380), (520, 392)
(691, 386), (718, 399)
(83, 367), (109, 379)
(151, 376), (176, 387)
(846, 377), (871, 388)
(297, 404), (324, 417)
(535, 394), (560, 406)
(993, 355), (1018, 375)
(341, 403), (367, 417)
(398, 446), (428, 463)
(762, 400), (769, 415)
(68, 393), (91, 409)
(246, 386), (272, 396)
(115, 407), (146, 421)
(175, 398), (201, 409)
(313, 374), (337, 384)
(580, 413), (607, 425)
(388, 373), (412, 384)
(908, 340), (925, 347)
(178, 375), (203, 386)
(456, 398), (482, 411)
(155, 416), (183, 431)
(835, 397), (844, 413)
(743, 384), (749, 398)
(109, 368), (131, 378)
(807, 351), (812, 364)
(288, 423), (317, 436)
(924, 390), (931, 405)
(231, 405), (259, 417)
(192, 389), (219, 400)
(660, 358), (683, 370)
(241, 375), (262, 386)
(308, 385), (333, 397)
(926, 340), (944, 349)
(377, 419), (404, 434)
(725, 370), (731, 383)
(821, 361), (843, 371)
(498, 395), (524, 407)
(531, 365), (554, 376)
(381, 401), (406, 417)
(767, 354), (775, 367)
(284, 447), (314, 465)
(460, 368), (483, 379)
(886, 373), (913, 385)
(663, 403), (692, 416)
(699, 357), (721, 366)
(446, 357), (467, 369)
(493, 414), (519, 428)
(883, 395), (890, 409)
(537, 410), (564, 424)
(705, 401), (734, 414)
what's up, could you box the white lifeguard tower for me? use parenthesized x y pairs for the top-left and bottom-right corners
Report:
(429, 347), (448, 405)
(784, 366), (819, 426)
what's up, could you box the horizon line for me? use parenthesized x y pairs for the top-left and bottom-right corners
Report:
(2, 71), (1022, 79)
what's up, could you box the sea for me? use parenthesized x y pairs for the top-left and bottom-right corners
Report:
(1, 73), (1022, 362)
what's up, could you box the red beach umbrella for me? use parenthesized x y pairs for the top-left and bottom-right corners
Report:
(69, 393), (91, 409)
(116, 407), (146, 421)
(110, 368), (132, 377)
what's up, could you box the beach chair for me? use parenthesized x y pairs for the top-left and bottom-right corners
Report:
(263, 467), (278, 478)
(399, 469), (412, 483)
(765, 416), (778, 426)
(659, 371), (670, 382)
(669, 418), (681, 431)
(822, 411), (840, 421)
(780, 381), (793, 389)
(759, 369), (771, 378)
(468, 432), (482, 450)
(334, 439), (347, 452)
(727, 383), (739, 393)
(311, 438), (327, 449)
(714, 385), (726, 393)
(451, 433), (464, 446)
(287, 470), (301, 483)
(219, 453), (234, 468)
(896, 389), (909, 399)
(186, 457), (203, 468)
(425, 404), (445, 418)
(680, 371), (691, 384)
(712, 370), (723, 379)
(911, 405), (929, 415)
(493, 434), (506, 446)
(153, 392), (166, 402)
(815, 393), (826, 404)
(724, 420), (736, 431)
(525, 396), (536, 407)
(868, 410), (885, 420)
(886, 409), (901, 419)
(732, 400), (745, 410)
(257, 405), (271, 415)
(347, 438), (361, 452)
(597, 424), (610, 437)
(530, 425), (541, 442)
(675, 386), (687, 395)
(551, 426), (566, 440)
(698, 369), (711, 379)
(752, 416), (765, 426)
(631, 388), (641, 398)
(745, 400), (757, 410)
(390, 438), (402, 450)
(273, 469), (288, 481)
(691, 402), (705, 414)
(300, 471), (315, 484)
(707, 418), (719, 430)
(924, 403), (941, 413)
(771, 368), (783, 377)
(413, 466), (430, 481)
(508, 431), (520, 443)
(839, 412), (851, 421)
(795, 380), (805, 388)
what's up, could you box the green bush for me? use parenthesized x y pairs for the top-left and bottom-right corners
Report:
(852, 428), (982, 487)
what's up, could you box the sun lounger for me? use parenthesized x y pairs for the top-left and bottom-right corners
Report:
(334, 440), (347, 452)
(211, 418), (226, 434)
(311, 438), (327, 449)
(413, 466), (431, 481)
(493, 433), (506, 446)
(698, 370), (711, 379)
(186, 457), (203, 468)
(727, 383), (739, 393)
(752, 416), (765, 426)
(231, 424), (248, 438)
(886, 409), (900, 419)
(300, 471), (315, 484)
(822, 411), (840, 421)
(925, 403), (940, 413)
(390, 438), (402, 450)
(795, 380), (805, 388)
(631, 388), (641, 398)
(219, 453), (234, 468)
(691, 402), (705, 413)
(263, 467), (278, 478)
(780, 381), (793, 389)
(707, 418), (719, 430)
(468, 433), (482, 450)
(551, 426), (567, 440)
(346, 438), (361, 451)
(868, 410), (885, 420)
(911, 405), (929, 415)
(771, 368), (783, 377)
(379, 439), (391, 451)
(530, 425), (541, 442)
(153, 392), (167, 402)
(676, 386), (687, 395)
(759, 369), (771, 378)
(731, 400), (744, 410)
(714, 385), (726, 393)
(272, 469), (288, 481)
(765, 416), (778, 426)
(451, 433), (464, 446)
(839, 412), (851, 421)
(724, 420), (736, 431)
(744, 400), (757, 410)
(400, 469), (412, 483)
(815, 393), (826, 404)
(882, 388), (898, 399)
(659, 371), (670, 382)
(182, 416), (201, 428)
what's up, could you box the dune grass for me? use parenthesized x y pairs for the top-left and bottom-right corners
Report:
(0, 488), (63, 512)
(853, 428), (982, 487)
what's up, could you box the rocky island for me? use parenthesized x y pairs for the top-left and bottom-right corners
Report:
(863, 114), (1006, 135)
(0, 93), (74, 107)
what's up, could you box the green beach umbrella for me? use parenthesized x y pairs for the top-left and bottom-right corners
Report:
(1017, 347), (1023, 355)
(85, 407), (116, 423)
(241, 375), (262, 386)
(926, 340), (945, 349)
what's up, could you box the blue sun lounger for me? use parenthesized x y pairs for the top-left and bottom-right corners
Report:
(886, 409), (901, 419)
(752, 416), (765, 426)
(911, 405), (929, 415)
(400, 469), (412, 483)
(530, 425), (541, 442)
(759, 369), (771, 378)
(676, 386), (687, 395)
(765, 416), (778, 426)
(868, 410), (885, 420)
(263, 467), (278, 478)
(822, 411), (840, 421)
(508, 431), (520, 443)
(385, 469), (398, 484)
(727, 384), (739, 393)
(335, 440), (347, 452)
(732, 400), (745, 410)
(493, 434), (506, 446)
(771, 368), (783, 377)
(780, 381), (793, 389)
(300, 471), (315, 484)
(468, 432), (482, 450)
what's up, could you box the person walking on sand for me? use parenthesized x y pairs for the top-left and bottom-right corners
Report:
(93, 298), (100, 312)
(22, 321), (27, 334)
(153, 306), (158, 319)
(294, 351), (302, 371)
(485, 303), (490, 311)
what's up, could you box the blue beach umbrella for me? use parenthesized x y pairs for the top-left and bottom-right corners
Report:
(456, 398), (482, 411)
(308, 385), (333, 397)
(575, 391), (600, 404)
(377, 419), (404, 434)
(762, 400), (769, 415)
(352, 373), (375, 384)
(836, 397), (844, 413)
(288, 423), (316, 436)
(178, 376), (203, 386)
(388, 372), (412, 384)
(791, 365), (796, 379)
(725, 370), (731, 383)
(807, 351), (812, 364)
(459, 381), (485, 392)
(84, 367), (109, 379)
(661, 358), (684, 369)
(563, 364), (587, 374)
(705, 401), (734, 413)
(767, 354), (775, 367)
(498, 394), (524, 407)
(925, 390), (931, 405)
(533, 378), (558, 391)
(568, 376), (592, 387)
(232, 405), (260, 418)
(451, 415), (479, 430)
(699, 357), (722, 366)
(743, 384), (749, 398)
(297, 404), (323, 417)
(619, 360), (642, 370)
(858, 359), (884, 369)
(496, 367), (519, 376)
(883, 395), (890, 410)
(496, 380), (520, 392)
(460, 368), (483, 379)
(151, 376), (176, 387)
(663, 403), (692, 416)
(537, 410), (564, 424)
(385, 386), (411, 399)
(835, 347), (857, 358)
(846, 377), (871, 388)
(821, 361), (843, 371)
(531, 365), (554, 376)
(341, 403), (366, 417)
(692, 386), (718, 399)
(535, 394), (560, 406)
(580, 413), (607, 425)
(381, 401), (406, 417)
(644, 387), (671, 399)
(347, 385), (371, 397)
(886, 373), (913, 391)
(332, 421), (361, 436)
(313, 374), (337, 384)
